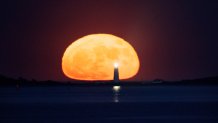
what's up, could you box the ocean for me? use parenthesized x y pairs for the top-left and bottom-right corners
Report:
(0, 85), (218, 122)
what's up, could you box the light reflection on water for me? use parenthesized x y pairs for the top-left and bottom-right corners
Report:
(112, 86), (121, 103)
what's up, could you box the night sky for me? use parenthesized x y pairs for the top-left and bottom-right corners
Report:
(0, 0), (218, 81)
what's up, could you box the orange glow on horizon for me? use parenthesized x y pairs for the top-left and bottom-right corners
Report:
(62, 34), (140, 81)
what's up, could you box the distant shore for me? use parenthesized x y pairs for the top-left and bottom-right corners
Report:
(0, 75), (218, 86)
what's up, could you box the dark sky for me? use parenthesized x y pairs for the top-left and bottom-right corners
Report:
(0, 0), (218, 81)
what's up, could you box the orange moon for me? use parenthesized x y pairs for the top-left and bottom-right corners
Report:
(62, 34), (140, 81)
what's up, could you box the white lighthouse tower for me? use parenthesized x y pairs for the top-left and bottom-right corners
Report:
(113, 62), (119, 82)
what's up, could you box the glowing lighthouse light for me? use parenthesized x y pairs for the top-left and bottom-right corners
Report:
(114, 62), (119, 68)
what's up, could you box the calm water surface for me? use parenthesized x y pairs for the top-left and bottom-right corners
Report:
(0, 85), (218, 103)
(1, 85), (218, 123)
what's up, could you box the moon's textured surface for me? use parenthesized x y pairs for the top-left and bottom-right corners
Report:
(62, 34), (140, 81)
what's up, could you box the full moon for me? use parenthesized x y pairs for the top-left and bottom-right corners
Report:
(62, 34), (140, 81)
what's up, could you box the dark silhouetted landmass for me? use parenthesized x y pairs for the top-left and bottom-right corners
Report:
(0, 74), (218, 86)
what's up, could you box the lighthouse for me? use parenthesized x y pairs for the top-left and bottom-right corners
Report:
(113, 62), (119, 82)
(112, 62), (121, 102)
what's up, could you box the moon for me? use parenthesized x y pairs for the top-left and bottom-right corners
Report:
(62, 34), (140, 81)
